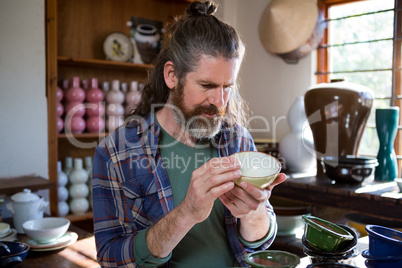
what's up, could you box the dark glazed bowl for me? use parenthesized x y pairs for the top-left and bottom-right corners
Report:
(0, 241), (30, 267)
(322, 155), (378, 184)
(302, 215), (354, 253)
(244, 250), (300, 268)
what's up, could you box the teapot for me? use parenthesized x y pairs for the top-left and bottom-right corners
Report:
(6, 189), (49, 234)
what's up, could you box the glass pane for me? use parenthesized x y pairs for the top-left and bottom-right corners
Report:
(358, 98), (391, 155)
(330, 0), (394, 20)
(330, 40), (393, 72)
(330, 10), (394, 44)
(325, 0), (396, 157)
(358, 127), (379, 156)
(367, 99), (392, 126)
(329, 71), (392, 98)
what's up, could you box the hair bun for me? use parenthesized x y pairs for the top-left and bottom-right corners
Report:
(187, 1), (217, 16)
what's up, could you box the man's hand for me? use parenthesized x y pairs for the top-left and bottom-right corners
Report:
(180, 156), (242, 223)
(146, 156), (242, 258)
(219, 173), (287, 241)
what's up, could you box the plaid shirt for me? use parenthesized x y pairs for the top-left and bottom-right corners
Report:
(92, 114), (277, 267)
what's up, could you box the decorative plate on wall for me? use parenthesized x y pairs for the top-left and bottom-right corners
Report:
(103, 32), (133, 62)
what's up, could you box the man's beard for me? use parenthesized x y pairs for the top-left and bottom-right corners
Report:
(170, 85), (226, 140)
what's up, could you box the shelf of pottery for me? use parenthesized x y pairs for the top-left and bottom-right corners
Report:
(57, 76), (143, 136)
(56, 76), (143, 218)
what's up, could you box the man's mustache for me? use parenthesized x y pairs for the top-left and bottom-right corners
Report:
(192, 104), (226, 117)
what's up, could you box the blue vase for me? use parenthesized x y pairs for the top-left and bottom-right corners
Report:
(375, 107), (399, 182)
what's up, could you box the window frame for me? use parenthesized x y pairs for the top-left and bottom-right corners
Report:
(317, 0), (402, 176)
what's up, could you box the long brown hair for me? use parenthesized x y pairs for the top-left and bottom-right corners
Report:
(132, 1), (249, 127)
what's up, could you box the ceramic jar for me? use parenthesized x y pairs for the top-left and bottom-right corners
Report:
(134, 24), (160, 64)
(63, 157), (73, 178)
(279, 96), (315, 172)
(69, 158), (88, 184)
(65, 77), (85, 103)
(106, 80), (125, 132)
(70, 198), (90, 215)
(65, 77), (86, 134)
(125, 80), (142, 115)
(304, 80), (373, 178)
(56, 86), (64, 133)
(84, 156), (93, 209)
(375, 107), (399, 181)
(69, 158), (89, 215)
(6, 189), (49, 233)
(86, 78), (105, 133)
(57, 161), (69, 216)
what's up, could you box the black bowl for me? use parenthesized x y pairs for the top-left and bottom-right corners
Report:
(322, 156), (378, 184)
(0, 241), (30, 267)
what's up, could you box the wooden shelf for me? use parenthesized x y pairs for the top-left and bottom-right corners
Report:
(0, 175), (56, 195)
(58, 56), (153, 71)
(66, 211), (94, 222)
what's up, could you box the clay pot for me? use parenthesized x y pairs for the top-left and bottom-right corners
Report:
(304, 80), (373, 178)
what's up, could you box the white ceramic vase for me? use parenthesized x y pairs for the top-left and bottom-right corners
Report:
(84, 156), (93, 209)
(70, 198), (90, 215)
(69, 184), (89, 199)
(279, 96), (315, 172)
(57, 161), (68, 187)
(58, 201), (69, 217)
(58, 186), (69, 202)
(69, 158), (88, 184)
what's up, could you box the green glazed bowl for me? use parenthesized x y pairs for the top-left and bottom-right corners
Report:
(244, 250), (300, 268)
(302, 215), (354, 253)
(232, 151), (281, 189)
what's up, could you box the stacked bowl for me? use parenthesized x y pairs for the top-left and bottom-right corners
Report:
(301, 215), (359, 266)
(322, 156), (378, 184)
(362, 225), (402, 268)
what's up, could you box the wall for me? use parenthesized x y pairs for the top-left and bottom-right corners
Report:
(220, 0), (316, 141)
(0, 0), (48, 179)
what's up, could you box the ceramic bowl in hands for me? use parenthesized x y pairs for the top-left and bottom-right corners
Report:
(22, 217), (70, 244)
(302, 215), (354, 253)
(365, 224), (402, 257)
(231, 151), (281, 189)
(244, 250), (300, 268)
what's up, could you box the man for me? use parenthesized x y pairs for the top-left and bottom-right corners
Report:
(92, 1), (286, 267)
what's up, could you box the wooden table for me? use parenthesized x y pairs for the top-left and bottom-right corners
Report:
(15, 225), (99, 268)
(272, 175), (402, 223)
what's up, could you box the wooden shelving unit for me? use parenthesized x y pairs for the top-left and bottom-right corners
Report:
(46, 0), (190, 222)
(0, 175), (56, 195)
(58, 56), (153, 71)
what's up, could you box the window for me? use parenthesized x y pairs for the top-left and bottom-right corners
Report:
(317, 0), (401, 176)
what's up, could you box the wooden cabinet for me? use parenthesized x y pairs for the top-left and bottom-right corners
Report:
(46, 0), (190, 221)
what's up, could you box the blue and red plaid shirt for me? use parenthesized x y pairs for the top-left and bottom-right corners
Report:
(92, 114), (277, 267)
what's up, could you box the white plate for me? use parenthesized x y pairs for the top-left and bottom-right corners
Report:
(0, 222), (10, 237)
(103, 32), (133, 62)
(24, 231), (74, 249)
(0, 228), (17, 241)
(26, 232), (78, 251)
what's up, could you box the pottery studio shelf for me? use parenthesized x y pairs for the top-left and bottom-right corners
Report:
(57, 56), (153, 71)
(0, 175), (56, 195)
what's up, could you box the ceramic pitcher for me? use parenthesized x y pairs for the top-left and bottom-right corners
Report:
(6, 189), (49, 233)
